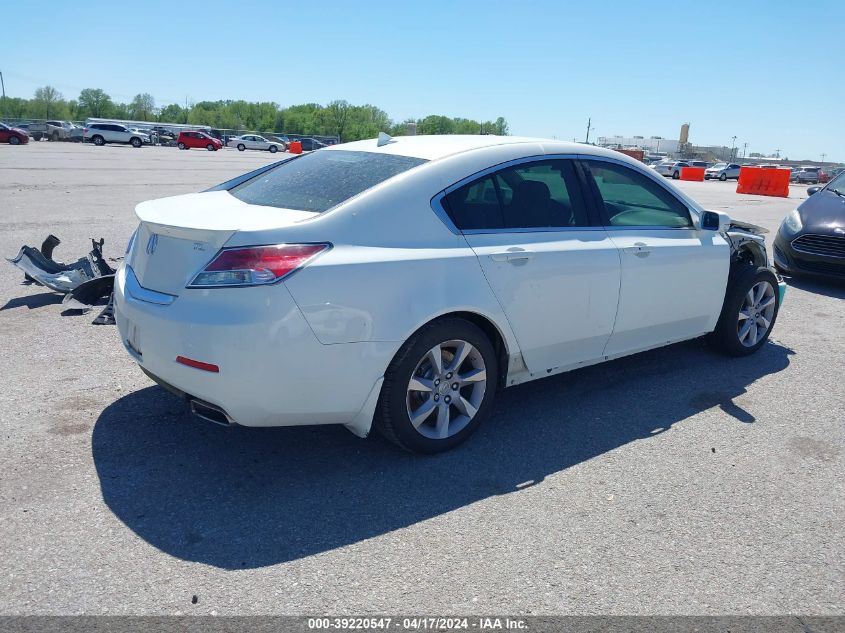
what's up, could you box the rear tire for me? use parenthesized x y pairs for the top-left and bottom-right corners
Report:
(375, 318), (498, 454)
(709, 265), (780, 356)
(92, 135), (105, 146)
(51, 131), (60, 142)
(237, 143), (245, 151)
(177, 142), (186, 150)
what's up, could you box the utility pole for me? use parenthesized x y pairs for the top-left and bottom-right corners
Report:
(774, 148), (781, 159)
(742, 142), (748, 159)
(730, 136), (737, 160)
(585, 117), (591, 144)
(0, 71), (5, 120)
(821, 153), (826, 163)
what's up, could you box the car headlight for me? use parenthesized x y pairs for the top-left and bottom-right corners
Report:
(780, 209), (803, 235)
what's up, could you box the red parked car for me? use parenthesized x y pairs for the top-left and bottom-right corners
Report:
(0, 122), (29, 145)
(177, 130), (222, 151)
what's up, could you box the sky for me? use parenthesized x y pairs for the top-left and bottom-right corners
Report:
(2, 0), (843, 161)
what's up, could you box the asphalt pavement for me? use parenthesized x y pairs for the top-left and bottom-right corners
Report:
(0, 143), (842, 615)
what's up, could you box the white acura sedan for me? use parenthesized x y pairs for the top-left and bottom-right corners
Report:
(115, 134), (785, 453)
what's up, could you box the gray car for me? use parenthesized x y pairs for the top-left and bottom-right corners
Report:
(705, 163), (743, 181)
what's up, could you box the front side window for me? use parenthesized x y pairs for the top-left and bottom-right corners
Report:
(229, 150), (427, 213)
(583, 160), (692, 228)
(443, 159), (591, 231)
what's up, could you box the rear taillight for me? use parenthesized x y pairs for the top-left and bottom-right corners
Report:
(188, 243), (330, 288)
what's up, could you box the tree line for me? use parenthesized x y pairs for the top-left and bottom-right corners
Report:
(1, 86), (509, 141)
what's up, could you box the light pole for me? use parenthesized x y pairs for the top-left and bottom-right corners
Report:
(821, 153), (826, 163)
(0, 71), (5, 120)
(742, 142), (748, 159)
(730, 135), (737, 161)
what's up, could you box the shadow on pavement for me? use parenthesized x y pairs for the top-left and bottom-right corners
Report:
(0, 291), (63, 311)
(93, 339), (793, 569)
(783, 274), (845, 300)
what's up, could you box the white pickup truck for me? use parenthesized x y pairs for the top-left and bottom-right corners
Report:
(28, 120), (84, 142)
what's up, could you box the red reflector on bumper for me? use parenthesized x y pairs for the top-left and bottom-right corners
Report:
(176, 356), (220, 373)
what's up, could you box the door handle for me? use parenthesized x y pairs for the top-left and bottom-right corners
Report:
(490, 250), (535, 263)
(623, 242), (652, 258)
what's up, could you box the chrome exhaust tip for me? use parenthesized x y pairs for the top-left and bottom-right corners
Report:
(189, 399), (235, 427)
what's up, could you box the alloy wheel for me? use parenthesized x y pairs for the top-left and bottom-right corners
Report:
(406, 339), (487, 440)
(737, 281), (776, 347)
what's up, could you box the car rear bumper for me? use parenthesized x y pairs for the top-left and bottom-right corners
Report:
(113, 264), (394, 428)
(773, 232), (845, 278)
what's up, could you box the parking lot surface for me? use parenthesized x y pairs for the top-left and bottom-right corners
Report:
(0, 143), (842, 615)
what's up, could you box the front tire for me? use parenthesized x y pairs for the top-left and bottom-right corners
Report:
(130, 137), (142, 148)
(719, 173), (727, 181)
(269, 144), (278, 153)
(9, 136), (20, 145)
(206, 143), (215, 151)
(376, 318), (498, 453)
(672, 170), (680, 179)
(710, 265), (780, 356)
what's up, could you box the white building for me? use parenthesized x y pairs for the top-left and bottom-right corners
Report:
(597, 135), (679, 154)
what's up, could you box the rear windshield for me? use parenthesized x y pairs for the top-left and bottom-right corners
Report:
(229, 150), (428, 212)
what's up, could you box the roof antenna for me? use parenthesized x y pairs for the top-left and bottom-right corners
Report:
(377, 132), (395, 147)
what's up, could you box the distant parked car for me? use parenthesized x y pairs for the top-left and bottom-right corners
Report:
(29, 120), (83, 142)
(84, 123), (150, 148)
(774, 170), (845, 279)
(653, 160), (707, 179)
(705, 163), (743, 181)
(227, 134), (284, 153)
(0, 122), (29, 145)
(268, 135), (290, 149)
(177, 130), (223, 151)
(299, 137), (327, 151)
(793, 166), (828, 184)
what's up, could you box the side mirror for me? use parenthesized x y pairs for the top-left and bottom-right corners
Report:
(700, 210), (730, 232)
(807, 186), (820, 196)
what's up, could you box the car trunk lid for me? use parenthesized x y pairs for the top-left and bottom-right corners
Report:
(129, 190), (317, 295)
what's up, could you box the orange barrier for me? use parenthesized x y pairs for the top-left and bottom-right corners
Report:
(289, 140), (302, 154)
(736, 166), (790, 197)
(680, 166), (705, 181)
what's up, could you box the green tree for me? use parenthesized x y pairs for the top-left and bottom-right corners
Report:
(32, 85), (65, 119)
(158, 103), (186, 123)
(324, 99), (351, 141)
(129, 93), (156, 121)
(78, 88), (113, 118)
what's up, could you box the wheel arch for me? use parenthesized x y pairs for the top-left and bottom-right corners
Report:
(392, 309), (514, 391)
(731, 239), (768, 270)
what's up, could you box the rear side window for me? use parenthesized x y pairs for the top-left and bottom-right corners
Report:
(229, 150), (427, 213)
(443, 159), (591, 231)
(584, 161), (692, 228)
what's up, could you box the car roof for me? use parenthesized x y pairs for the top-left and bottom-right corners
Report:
(327, 135), (638, 162)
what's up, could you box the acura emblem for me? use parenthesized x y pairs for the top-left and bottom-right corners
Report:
(146, 233), (158, 255)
